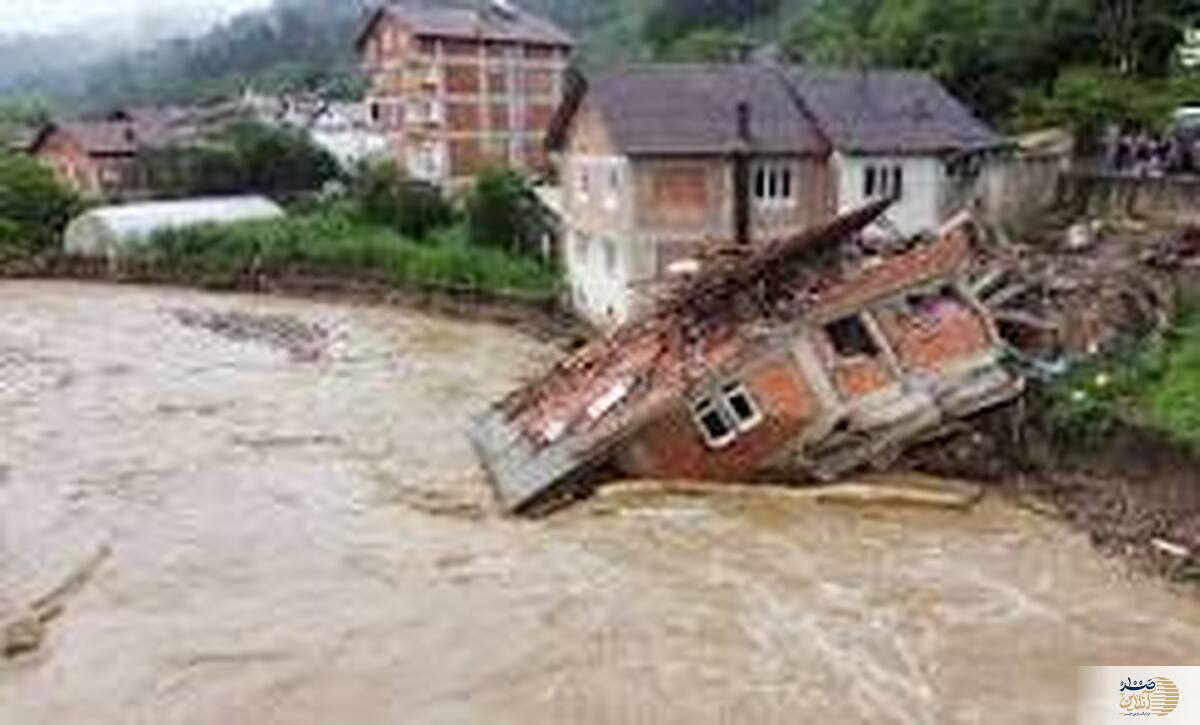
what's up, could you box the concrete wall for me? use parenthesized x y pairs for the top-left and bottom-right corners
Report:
(976, 152), (1068, 230)
(1063, 172), (1200, 226)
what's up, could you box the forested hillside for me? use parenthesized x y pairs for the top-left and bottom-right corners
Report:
(0, 0), (1197, 134)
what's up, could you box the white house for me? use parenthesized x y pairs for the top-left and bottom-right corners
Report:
(307, 102), (390, 170)
(789, 68), (1006, 238)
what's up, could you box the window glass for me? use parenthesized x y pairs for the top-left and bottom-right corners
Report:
(693, 398), (735, 448)
(893, 166), (904, 199)
(826, 316), (881, 358)
(722, 382), (763, 431)
(864, 166), (876, 197)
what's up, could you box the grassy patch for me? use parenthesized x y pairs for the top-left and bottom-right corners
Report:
(1045, 298), (1200, 448)
(137, 208), (559, 298)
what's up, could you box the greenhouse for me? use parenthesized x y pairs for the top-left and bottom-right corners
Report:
(63, 196), (284, 259)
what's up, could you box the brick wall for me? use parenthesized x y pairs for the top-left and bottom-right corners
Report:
(620, 353), (818, 480)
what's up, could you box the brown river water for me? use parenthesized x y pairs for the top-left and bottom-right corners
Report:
(1, 280), (1198, 724)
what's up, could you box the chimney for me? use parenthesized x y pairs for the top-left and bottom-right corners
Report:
(733, 101), (752, 247)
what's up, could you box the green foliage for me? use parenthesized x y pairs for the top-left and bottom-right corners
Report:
(1043, 297), (1200, 448)
(658, 28), (748, 62)
(139, 208), (558, 296)
(465, 169), (549, 257)
(147, 121), (340, 199)
(352, 162), (457, 240)
(785, 0), (1195, 124)
(0, 151), (79, 259)
(644, 0), (782, 54)
(1018, 69), (1200, 150)
(0, 97), (49, 145)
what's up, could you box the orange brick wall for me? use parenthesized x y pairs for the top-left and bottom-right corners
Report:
(445, 64), (482, 95)
(360, 13), (569, 183)
(875, 298), (993, 374)
(620, 354), (818, 480)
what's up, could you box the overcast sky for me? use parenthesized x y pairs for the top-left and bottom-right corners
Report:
(0, 0), (273, 38)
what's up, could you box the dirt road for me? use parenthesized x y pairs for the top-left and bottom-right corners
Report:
(1, 281), (1198, 724)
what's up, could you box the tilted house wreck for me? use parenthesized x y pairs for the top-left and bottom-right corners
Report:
(471, 198), (1024, 514)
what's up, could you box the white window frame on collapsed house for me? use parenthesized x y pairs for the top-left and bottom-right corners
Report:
(753, 162), (795, 207)
(864, 163), (904, 200)
(690, 381), (765, 449)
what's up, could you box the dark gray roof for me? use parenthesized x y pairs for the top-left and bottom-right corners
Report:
(584, 65), (829, 156)
(787, 68), (1004, 154)
(359, 2), (573, 49)
(559, 64), (1003, 158)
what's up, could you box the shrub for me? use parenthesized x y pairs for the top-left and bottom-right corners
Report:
(139, 209), (557, 296)
(146, 121), (341, 199)
(0, 151), (79, 257)
(352, 161), (456, 239)
(465, 168), (548, 257)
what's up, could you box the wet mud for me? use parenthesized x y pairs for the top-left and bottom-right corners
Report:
(1, 280), (1199, 724)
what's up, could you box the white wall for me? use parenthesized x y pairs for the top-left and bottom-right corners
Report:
(311, 129), (390, 171)
(565, 228), (633, 327)
(834, 153), (946, 237)
(562, 153), (638, 327)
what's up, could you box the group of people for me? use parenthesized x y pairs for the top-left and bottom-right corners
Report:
(1102, 129), (1198, 176)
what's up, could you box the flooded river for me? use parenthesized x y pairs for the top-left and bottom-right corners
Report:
(2, 280), (1198, 724)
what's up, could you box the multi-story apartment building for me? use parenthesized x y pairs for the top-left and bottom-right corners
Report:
(356, 1), (574, 187)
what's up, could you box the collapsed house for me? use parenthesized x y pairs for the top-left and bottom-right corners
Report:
(471, 198), (1026, 513)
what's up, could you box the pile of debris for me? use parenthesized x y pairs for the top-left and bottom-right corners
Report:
(965, 219), (1183, 366)
(472, 199), (1026, 514)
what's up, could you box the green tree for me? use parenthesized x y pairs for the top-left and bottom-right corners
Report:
(0, 152), (79, 260)
(465, 169), (548, 257)
(352, 161), (456, 240)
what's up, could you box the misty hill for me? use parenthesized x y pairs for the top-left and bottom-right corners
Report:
(0, 0), (807, 113)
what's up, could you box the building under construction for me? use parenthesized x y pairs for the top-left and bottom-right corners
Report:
(471, 198), (1025, 514)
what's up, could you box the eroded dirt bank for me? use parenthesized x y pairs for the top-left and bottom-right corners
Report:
(2, 280), (1199, 725)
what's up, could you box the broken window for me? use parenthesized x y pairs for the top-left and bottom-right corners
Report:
(692, 397), (736, 449)
(722, 382), (763, 432)
(826, 316), (880, 358)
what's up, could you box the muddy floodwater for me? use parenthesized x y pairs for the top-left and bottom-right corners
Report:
(2, 280), (1199, 724)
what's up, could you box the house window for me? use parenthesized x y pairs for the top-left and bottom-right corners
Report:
(407, 142), (442, 181)
(605, 166), (620, 210)
(826, 315), (881, 358)
(691, 381), (765, 449)
(407, 97), (442, 125)
(722, 382), (763, 432)
(753, 163), (794, 206)
(692, 396), (737, 449)
(577, 165), (590, 203)
(864, 163), (904, 200)
(602, 239), (617, 274)
(574, 234), (589, 264)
